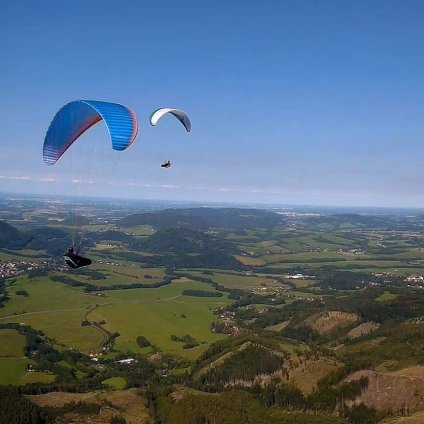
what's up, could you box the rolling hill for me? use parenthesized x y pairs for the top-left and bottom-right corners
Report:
(120, 208), (284, 230)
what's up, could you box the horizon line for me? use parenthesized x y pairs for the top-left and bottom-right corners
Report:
(1, 190), (424, 212)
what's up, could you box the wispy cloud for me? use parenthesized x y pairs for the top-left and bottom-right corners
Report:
(0, 175), (32, 181)
(217, 187), (236, 192)
(123, 182), (153, 188)
(161, 184), (180, 189)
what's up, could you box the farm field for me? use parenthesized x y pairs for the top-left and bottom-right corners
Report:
(0, 325), (56, 385)
(0, 273), (231, 358)
(4, 310), (103, 352)
(288, 278), (318, 288)
(376, 291), (400, 302)
(0, 358), (30, 385)
(234, 255), (266, 266)
(79, 264), (167, 287)
(269, 259), (408, 271)
(186, 270), (286, 292)
(0, 329), (26, 357)
(0, 277), (103, 350)
(96, 280), (231, 358)
(20, 371), (56, 385)
(121, 225), (155, 236)
(284, 290), (321, 300)
(102, 376), (127, 389)
(1, 275), (99, 314)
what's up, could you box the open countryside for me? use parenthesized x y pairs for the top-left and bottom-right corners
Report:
(4, 0), (424, 422)
(3, 196), (424, 422)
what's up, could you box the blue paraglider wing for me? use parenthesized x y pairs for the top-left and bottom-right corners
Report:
(43, 100), (138, 165)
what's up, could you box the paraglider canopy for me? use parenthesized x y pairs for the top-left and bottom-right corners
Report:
(150, 108), (191, 132)
(43, 100), (138, 165)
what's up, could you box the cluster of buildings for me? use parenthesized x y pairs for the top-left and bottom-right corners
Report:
(404, 275), (424, 287)
(89, 351), (103, 362)
(116, 358), (136, 365)
(284, 273), (315, 279)
(89, 344), (111, 361)
(0, 261), (20, 278)
(0, 260), (46, 278)
(89, 354), (137, 366)
(212, 322), (242, 336)
(212, 310), (242, 336)
(338, 248), (364, 255)
(251, 284), (285, 296)
(89, 352), (137, 365)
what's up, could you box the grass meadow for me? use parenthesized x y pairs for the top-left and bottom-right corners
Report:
(0, 329), (26, 357)
(1, 274), (231, 358)
(96, 280), (231, 359)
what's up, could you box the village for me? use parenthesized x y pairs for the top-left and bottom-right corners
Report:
(0, 259), (48, 279)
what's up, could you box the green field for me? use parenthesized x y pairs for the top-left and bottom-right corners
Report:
(0, 358), (30, 385)
(20, 371), (56, 384)
(285, 290), (322, 300)
(5, 310), (103, 352)
(103, 376), (127, 389)
(121, 225), (155, 236)
(1, 275), (99, 314)
(0, 329), (26, 357)
(0, 329), (37, 385)
(376, 291), (400, 302)
(93, 280), (231, 359)
(0, 274), (231, 358)
(88, 264), (167, 287)
(263, 251), (347, 264)
(187, 270), (285, 292)
(235, 255), (266, 266)
(289, 278), (318, 288)
(1, 276), (104, 351)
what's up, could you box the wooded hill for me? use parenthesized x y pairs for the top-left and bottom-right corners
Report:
(0, 220), (71, 254)
(133, 228), (239, 254)
(119, 207), (284, 230)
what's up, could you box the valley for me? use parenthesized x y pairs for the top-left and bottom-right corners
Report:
(2, 195), (424, 423)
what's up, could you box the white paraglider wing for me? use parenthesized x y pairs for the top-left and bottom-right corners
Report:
(150, 108), (191, 132)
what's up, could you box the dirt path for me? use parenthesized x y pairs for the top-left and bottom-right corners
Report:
(84, 306), (110, 350)
(0, 307), (88, 320)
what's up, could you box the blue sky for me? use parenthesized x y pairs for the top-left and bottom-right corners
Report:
(1, 0), (424, 207)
